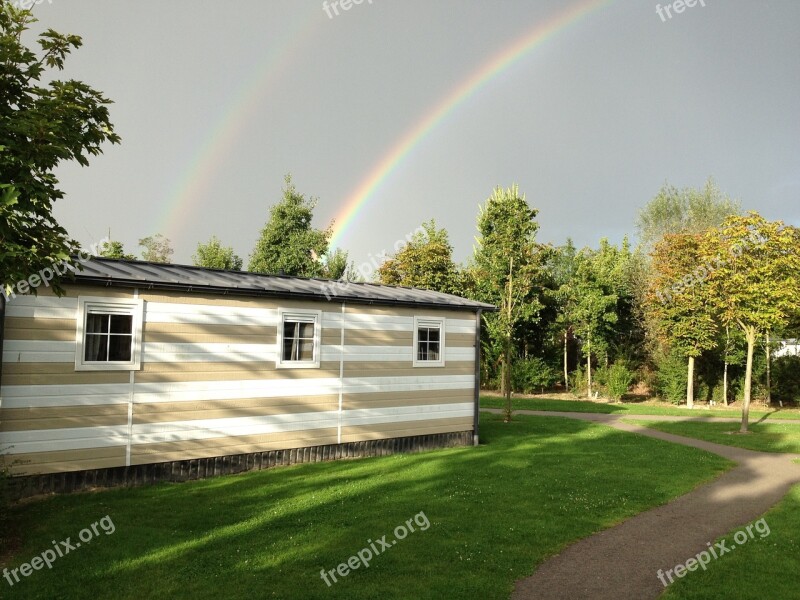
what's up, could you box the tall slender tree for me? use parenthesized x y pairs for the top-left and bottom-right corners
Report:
(470, 185), (547, 421)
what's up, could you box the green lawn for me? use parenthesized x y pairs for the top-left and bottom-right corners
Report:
(481, 395), (800, 421)
(627, 419), (800, 454)
(660, 484), (800, 599)
(1, 414), (731, 600)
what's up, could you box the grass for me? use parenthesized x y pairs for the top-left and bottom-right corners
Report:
(627, 419), (800, 454)
(481, 395), (800, 421)
(0, 414), (732, 600)
(660, 484), (800, 599)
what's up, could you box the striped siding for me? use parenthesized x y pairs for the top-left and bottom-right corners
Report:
(0, 289), (478, 475)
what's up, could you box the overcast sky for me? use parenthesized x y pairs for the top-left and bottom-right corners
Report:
(30, 0), (800, 269)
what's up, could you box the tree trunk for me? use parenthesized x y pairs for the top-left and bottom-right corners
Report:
(503, 335), (513, 422)
(723, 360), (729, 406)
(765, 331), (772, 404)
(586, 332), (592, 399)
(686, 355), (695, 409)
(563, 330), (569, 389)
(723, 325), (730, 406)
(741, 328), (756, 433)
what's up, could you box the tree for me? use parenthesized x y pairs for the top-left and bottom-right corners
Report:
(192, 235), (242, 270)
(546, 239), (579, 386)
(636, 178), (740, 250)
(322, 247), (356, 281)
(139, 234), (173, 264)
(570, 250), (618, 398)
(1, 5), (120, 294)
(470, 185), (547, 421)
(705, 213), (800, 432)
(377, 220), (460, 294)
(645, 233), (718, 408)
(248, 175), (331, 277)
(97, 239), (136, 260)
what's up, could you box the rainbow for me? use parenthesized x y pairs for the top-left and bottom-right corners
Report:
(155, 6), (322, 242)
(329, 0), (613, 249)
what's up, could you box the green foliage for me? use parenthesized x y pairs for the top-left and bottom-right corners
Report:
(97, 239), (136, 260)
(192, 235), (242, 270)
(248, 175), (331, 277)
(654, 349), (689, 404)
(773, 356), (800, 401)
(603, 361), (635, 400)
(569, 364), (587, 396)
(511, 357), (560, 394)
(0, 6), (120, 292)
(470, 184), (548, 418)
(377, 220), (460, 293)
(322, 247), (356, 281)
(635, 177), (740, 250)
(138, 234), (173, 264)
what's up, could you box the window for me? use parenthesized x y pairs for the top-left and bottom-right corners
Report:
(76, 297), (143, 371)
(413, 316), (445, 367)
(277, 309), (321, 368)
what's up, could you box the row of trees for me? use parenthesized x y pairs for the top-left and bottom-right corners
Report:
(4, 4), (799, 435)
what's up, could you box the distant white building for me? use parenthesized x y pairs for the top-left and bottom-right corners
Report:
(774, 339), (800, 358)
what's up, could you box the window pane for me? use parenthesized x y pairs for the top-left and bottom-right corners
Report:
(418, 327), (429, 343)
(298, 322), (315, 340)
(110, 314), (133, 334)
(427, 329), (440, 343)
(418, 344), (427, 361)
(109, 335), (133, 361)
(428, 342), (440, 361)
(283, 338), (296, 361)
(298, 339), (314, 361)
(84, 334), (107, 361)
(86, 314), (109, 334)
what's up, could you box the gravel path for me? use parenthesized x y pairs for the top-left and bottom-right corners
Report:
(482, 409), (800, 600)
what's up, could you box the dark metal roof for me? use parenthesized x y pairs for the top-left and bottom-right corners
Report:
(72, 258), (495, 311)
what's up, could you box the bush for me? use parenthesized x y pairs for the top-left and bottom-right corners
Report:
(605, 361), (635, 400)
(773, 355), (800, 401)
(655, 349), (688, 404)
(511, 357), (560, 394)
(569, 364), (587, 397)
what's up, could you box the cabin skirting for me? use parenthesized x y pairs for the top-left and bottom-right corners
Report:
(7, 430), (474, 500)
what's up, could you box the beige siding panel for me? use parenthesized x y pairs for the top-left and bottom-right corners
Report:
(323, 330), (473, 347)
(135, 362), (339, 383)
(129, 427), (339, 463)
(142, 321), (277, 344)
(340, 417), (473, 442)
(322, 329), (412, 346)
(343, 389), (472, 410)
(0, 404), (128, 431)
(139, 291), (336, 312)
(133, 395), (339, 424)
(6, 446), (127, 476)
(1, 363), (131, 386)
(343, 361), (474, 378)
(347, 306), (474, 320)
(4, 317), (76, 341)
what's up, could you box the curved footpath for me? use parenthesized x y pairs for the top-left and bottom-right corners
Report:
(482, 409), (800, 600)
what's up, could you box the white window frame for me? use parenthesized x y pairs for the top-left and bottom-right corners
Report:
(75, 297), (144, 371)
(413, 316), (446, 368)
(276, 309), (322, 369)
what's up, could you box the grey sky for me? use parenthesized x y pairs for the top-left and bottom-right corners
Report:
(33, 0), (800, 268)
